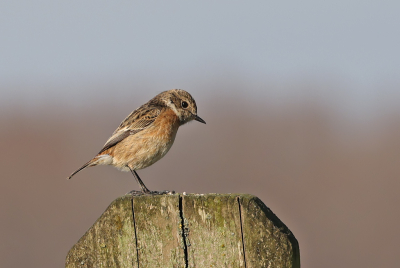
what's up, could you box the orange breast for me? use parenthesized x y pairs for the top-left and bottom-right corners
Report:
(111, 108), (181, 170)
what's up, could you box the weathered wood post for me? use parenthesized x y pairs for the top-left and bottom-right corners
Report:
(66, 194), (300, 268)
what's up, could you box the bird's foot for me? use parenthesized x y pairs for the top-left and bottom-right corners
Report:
(126, 190), (145, 196)
(127, 189), (175, 196)
(149, 190), (175, 195)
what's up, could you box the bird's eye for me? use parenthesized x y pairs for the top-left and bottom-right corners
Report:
(181, 101), (189, 109)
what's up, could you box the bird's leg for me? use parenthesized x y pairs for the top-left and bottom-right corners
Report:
(127, 166), (174, 196)
(128, 167), (151, 194)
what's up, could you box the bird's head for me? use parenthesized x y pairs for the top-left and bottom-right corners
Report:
(158, 89), (206, 125)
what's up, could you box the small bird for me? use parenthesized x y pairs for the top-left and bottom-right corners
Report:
(67, 89), (206, 194)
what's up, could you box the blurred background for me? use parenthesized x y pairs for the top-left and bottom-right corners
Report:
(1, 1), (399, 267)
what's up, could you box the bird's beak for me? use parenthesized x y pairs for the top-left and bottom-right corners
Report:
(194, 115), (206, 124)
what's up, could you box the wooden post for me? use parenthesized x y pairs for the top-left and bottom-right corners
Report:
(66, 194), (300, 268)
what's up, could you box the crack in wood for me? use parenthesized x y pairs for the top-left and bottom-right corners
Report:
(179, 195), (189, 268)
(66, 194), (299, 268)
(237, 196), (247, 268)
(131, 197), (140, 268)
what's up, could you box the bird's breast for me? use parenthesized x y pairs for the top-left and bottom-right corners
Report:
(113, 108), (181, 170)
(146, 109), (180, 154)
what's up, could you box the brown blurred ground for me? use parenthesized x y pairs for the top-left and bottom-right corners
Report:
(1, 87), (399, 268)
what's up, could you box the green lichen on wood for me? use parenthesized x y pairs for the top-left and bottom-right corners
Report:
(182, 194), (245, 268)
(65, 195), (137, 268)
(132, 194), (186, 267)
(65, 193), (300, 268)
(239, 194), (300, 268)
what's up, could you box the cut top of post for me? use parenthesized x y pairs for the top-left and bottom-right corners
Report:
(66, 193), (300, 268)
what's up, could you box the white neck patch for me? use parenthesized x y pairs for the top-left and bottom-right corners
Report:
(167, 100), (182, 122)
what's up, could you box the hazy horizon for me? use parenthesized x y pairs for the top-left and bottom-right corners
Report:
(1, 1), (399, 267)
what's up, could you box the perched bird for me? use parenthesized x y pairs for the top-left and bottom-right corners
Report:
(67, 89), (206, 194)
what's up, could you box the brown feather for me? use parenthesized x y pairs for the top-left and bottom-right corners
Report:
(98, 106), (162, 154)
(67, 89), (205, 184)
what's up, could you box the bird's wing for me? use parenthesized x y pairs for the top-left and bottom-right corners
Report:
(98, 106), (161, 154)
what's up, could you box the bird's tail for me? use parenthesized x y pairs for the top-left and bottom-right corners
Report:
(67, 154), (113, 180)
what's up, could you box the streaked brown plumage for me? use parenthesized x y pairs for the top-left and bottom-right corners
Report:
(67, 89), (206, 194)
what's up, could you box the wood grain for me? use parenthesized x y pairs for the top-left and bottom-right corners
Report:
(66, 194), (300, 268)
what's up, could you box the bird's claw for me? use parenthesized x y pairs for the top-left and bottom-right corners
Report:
(127, 190), (175, 196)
